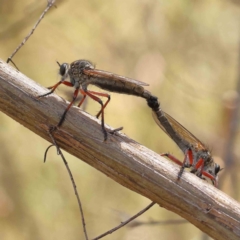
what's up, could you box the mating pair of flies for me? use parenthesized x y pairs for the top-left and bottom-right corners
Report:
(38, 59), (221, 186)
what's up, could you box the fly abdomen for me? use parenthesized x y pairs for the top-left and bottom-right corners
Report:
(90, 77), (148, 97)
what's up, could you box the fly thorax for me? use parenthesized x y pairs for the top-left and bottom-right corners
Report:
(197, 151), (214, 172)
(69, 60), (94, 88)
(203, 152), (213, 165)
(69, 69), (88, 88)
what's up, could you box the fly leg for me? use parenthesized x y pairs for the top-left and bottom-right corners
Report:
(161, 148), (193, 181)
(163, 153), (218, 186)
(79, 90), (122, 137)
(37, 81), (73, 98)
(38, 81), (76, 132)
(81, 90), (108, 141)
(77, 90), (110, 118)
(82, 91), (111, 119)
(202, 171), (217, 187)
(161, 153), (183, 166)
(77, 91), (87, 108)
(178, 149), (193, 180)
(191, 158), (205, 179)
(56, 87), (80, 128)
(161, 152), (187, 181)
(95, 93), (124, 134)
(191, 159), (217, 186)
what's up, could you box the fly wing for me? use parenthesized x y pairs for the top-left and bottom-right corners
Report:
(152, 110), (189, 152)
(83, 68), (149, 86)
(162, 112), (207, 151)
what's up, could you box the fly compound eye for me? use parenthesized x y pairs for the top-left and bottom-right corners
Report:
(59, 63), (68, 77)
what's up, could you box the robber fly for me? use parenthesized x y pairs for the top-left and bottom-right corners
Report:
(38, 60), (153, 140)
(147, 96), (221, 186)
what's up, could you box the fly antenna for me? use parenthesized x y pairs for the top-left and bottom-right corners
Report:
(56, 61), (61, 67)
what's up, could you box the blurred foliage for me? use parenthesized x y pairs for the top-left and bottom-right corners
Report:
(0, 0), (240, 239)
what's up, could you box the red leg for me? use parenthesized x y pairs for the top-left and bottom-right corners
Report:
(178, 149), (193, 180)
(194, 158), (217, 186)
(186, 149), (193, 165)
(77, 95), (87, 108)
(162, 149), (194, 180)
(77, 89), (87, 107)
(194, 158), (204, 178)
(62, 81), (74, 87)
(85, 90), (110, 118)
(38, 80), (73, 98)
(202, 171), (217, 187)
(81, 90), (107, 141)
(85, 90), (123, 135)
(77, 90), (110, 118)
(161, 153), (183, 166)
(57, 87), (79, 128)
(161, 150), (187, 180)
(195, 158), (204, 170)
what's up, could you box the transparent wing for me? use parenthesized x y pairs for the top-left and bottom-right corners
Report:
(152, 110), (206, 152)
(163, 112), (207, 151)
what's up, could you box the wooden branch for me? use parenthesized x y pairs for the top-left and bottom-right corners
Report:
(0, 59), (240, 240)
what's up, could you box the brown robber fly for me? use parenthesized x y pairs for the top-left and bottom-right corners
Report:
(38, 59), (153, 140)
(147, 96), (221, 186)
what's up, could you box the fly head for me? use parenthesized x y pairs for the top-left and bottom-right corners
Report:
(58, 62), (70, 81)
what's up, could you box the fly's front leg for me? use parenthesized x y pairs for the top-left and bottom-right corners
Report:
(191, 158), (217, 185)
(202, 171), (218, 187)
(37, 81), (73, 98)
(38, 81), (75, 132)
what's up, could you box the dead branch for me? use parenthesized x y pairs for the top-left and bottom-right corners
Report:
(0, 59), (240, 240)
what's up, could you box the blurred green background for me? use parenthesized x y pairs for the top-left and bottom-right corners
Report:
(0, 0), (240, 239)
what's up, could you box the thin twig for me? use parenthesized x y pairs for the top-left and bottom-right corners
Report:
(44, 144), (54, 162)
(6, 59), (19, 71)
(92, 202), (156, 240)
(127, 219), (188, 228)
(47, 130), (89, 240)
(7, 0), (56, 66)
